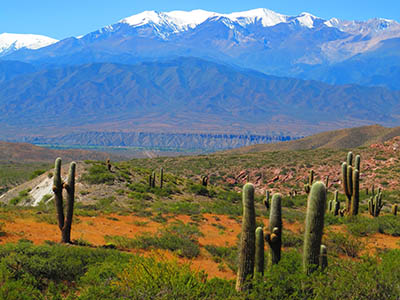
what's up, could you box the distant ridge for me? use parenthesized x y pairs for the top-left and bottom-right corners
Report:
(225, 125), (400, 153)
(0, 141), (113, 163)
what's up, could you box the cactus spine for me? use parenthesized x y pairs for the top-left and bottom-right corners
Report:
(160, 167), (164, 189)
(265, 193), (282, 265)
(236, 183), (256, 292)
(342, 152), (360, 216)
(303, 181), (326, 275)
(52, 158), (76, 243)
(254, 227), (265, 275)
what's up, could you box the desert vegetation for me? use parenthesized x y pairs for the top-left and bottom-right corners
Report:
(0, 139), (399, 299)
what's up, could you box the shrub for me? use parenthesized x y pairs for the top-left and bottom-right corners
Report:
(81, 164), (115, 184)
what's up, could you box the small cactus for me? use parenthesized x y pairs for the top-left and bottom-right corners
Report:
(160, 167), (164, 189)
(264, 190), (270, 210)
(369, 190), (384, 217)
(236, 183), (256, 292)
(106, 158), (111, 171)
(265, 193), (282, 265)
(303, 181), (326, 275)
(201, 175), (209, 187)
(254, 227), (264, 275)
(392, 204), (398, 216)
(304, 170), (314, 194)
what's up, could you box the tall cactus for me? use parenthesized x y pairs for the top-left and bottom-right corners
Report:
(254, 227), (264, 275)
(303, 181), (326, 275)
(265, 193), (282, 265)
(151, 171), (156, 188)
(236, 183), (256, 292)
(52, 158), (76, 243)
(160, 167), (164, 189)
(341, 152), (360, 215)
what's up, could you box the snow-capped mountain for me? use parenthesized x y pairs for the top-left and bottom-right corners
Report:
(0, 33), (58, 57)
(118, 8), (322, 38)
(2, 9), (400, 89)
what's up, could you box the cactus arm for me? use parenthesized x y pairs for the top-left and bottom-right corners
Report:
(267, 194), (282, 265)
(254, 227), (264, 275)
(350, 169), (359, 215)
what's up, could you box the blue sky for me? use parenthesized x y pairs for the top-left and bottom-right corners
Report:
(2, 0), (399, 39)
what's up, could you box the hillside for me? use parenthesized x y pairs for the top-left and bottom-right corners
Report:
(1, 58), (400, 143)
(225, 125), (400, 153)
(0, 130), (399, 298)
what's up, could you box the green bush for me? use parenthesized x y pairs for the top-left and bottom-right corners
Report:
(81, 164), (115, 184)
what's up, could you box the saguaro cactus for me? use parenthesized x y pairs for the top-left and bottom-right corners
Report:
(264, 190), (270, 210)
(236, 183), (256, 292)
(52, 158), (76, 244)
(368, 189), (384, 217)
(342, 152), (360, 215)
(254, 227), (264, 275)
(160, 167), (164, 189)
(151, 171), (156, 188)
(265, 193), (282, 265)
(201, 175), (209, 187)
(303, 181), (326, 275)
(304, 170), (314, 194)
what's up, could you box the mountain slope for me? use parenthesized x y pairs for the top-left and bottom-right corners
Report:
(0, 58), (399, 140)
(225, 125), (400, 153)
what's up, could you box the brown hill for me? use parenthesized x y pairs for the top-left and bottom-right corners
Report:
(225, 125), (400, 154)
(0, 141), (112, 163)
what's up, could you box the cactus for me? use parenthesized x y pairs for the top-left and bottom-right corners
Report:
(254, 227), (264, 275)
(341, 152), (360, 216)
(265, 193), (282, 265)
(106, 158), (111, 171)
(325, 175), (329, 189)
(160, 167), (164, 189)
(201, 175), (209, 187)
(264, 190), (270, 210)
(149, 174), (152, 188)
(304, 170), (314, 194)
(303, 181), (326, 275)
(332, 191), (340, 216)
(236, 183), (256, 292)
(320, 245), (328, 271)
(392, 204), (398, 216)
(368, 190), (384, 217)
(52, 158), (76, 243)
(151, 171), (156, 188)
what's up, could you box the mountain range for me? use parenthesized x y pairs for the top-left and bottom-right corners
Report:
(2, 8), (400, 89)
(1, 8), (400, 150)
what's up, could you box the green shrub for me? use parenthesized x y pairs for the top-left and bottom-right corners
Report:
(81, 164), (115, 184)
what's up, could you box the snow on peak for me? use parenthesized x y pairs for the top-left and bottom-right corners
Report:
(0, 33), (58, 54)
(120, 9), (218, 32)
(228, 8), (287, 27)
(119, 8), (322, 35)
